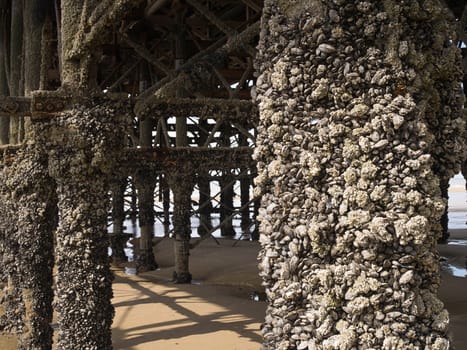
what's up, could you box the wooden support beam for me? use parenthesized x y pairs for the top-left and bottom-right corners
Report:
(186, 0), (235, 37)
(240, 0), (262, 13)
(137, 20), (260, 99)
(120, 34), (174, 77)
(68, 0), (146, 60)
(191, 196), (259, 249)
(136, 97), (258, 124)
(1, 91), (133, 119)
(145, 0), (170, 16)
(124, 146), (254, 171)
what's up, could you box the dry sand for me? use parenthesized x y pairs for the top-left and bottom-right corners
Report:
(1, 231), (466, 349)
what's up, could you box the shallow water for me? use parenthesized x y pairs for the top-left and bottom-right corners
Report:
(448, 265), (467, 278)
(448, 173), (466, 229)
(442, 263), (467, 278)
(447, 239), (467, 246)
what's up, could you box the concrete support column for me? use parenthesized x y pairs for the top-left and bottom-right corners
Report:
(254, 1), (464, 349)
(439, 178), (450, 243)
(240, 135), (252, 235)
(167, 167), (195, 283)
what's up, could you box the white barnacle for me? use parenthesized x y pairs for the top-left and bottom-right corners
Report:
(360, 161), (378, 179)
(398, 41), (409, 57)
(392, 114), (405, 129)
(311, 78), (329, 100)
(349, 104), (369, 118)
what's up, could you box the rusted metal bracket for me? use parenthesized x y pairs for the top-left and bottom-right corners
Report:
(0, 96), (31, 117)
(31, 93), (72, 119)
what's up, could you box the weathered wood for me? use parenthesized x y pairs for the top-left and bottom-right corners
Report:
(191, 196), (258, 249)
(120, 34), (174, 77)
(0, 3), (10, 144)
(136, 20), (260, 99)
(68, 0), (145, 61)
(124, 146), (254, 171)
(9, 0), (23, 143)
(186, 0), (235, 37)
(136, 97), (258, 124)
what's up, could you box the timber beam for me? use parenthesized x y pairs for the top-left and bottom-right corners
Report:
(186, 0), (236, 37)
(124, 146), (254, 171)
(136, 97), (258, 124)
(1, 93), (258, 127)
(0, 91), (133, 119)
(137, 20), (260, 99)
(68, 0), (146, 60)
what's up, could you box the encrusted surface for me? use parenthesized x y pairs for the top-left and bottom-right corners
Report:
(166, 164), (196, 284)
(135, 97), (258, 126)
(254, 1), (465, 349)
(0, 122), (57, 349)
(45, 97), (129, 350)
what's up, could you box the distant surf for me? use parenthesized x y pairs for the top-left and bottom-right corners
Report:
(448, 173), (466, 229)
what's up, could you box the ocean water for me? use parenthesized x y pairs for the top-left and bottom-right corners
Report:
(115, 173), (467, 237)
(448, 173), (467, 229)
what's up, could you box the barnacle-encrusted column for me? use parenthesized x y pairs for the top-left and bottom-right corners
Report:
(197, 172), (212, 236)
(110, 179), (128, 264)
(47, 98), (126, 350)
(197, 120), (212, 237)
(134, 168), (158, 272)
(167, 165), (195, 283)
(423, 9), (465, 243)
(220, 171), (235, 237)
(254, 1), (464, 349)
(0, 167), (25, 337)
(0, 122), (57, 349)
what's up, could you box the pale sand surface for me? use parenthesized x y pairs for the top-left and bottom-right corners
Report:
(1, 231), (466, 349)
(112, 238), (264, 350)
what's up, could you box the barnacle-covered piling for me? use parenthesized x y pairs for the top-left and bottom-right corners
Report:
(46, 96), (128, 350)
(0, 122), (57, 349)
(110, 179), (128, 264)
(134, 168), (158, 272)
(167, 166), (195, 284)
(254, 1), (465, 349)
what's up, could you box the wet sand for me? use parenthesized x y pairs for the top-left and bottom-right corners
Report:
(1, 231), (466, 349)
(112, 232), (467, 350)
(112, 238), (264, 350)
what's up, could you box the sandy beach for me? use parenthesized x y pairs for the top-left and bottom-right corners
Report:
(110, 231), (467, 350)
